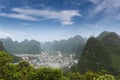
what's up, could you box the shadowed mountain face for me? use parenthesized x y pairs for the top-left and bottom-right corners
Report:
(77, 37), (113, 73)
(0, 41), (5, 51)
(97, 31), (120, 73)
(98, 32), (120, 55)
(70, 31), (120, 74)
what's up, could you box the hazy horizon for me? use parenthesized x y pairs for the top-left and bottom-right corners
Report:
(0, 0), (120, 42)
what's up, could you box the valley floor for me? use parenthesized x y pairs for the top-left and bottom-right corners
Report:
(14, 52), (78, 68)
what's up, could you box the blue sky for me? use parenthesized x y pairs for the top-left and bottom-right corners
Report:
(0, 0), (120, 42)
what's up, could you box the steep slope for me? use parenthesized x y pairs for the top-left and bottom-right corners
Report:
(0, 41), (5, 51)
(98, 31), (120, 73)
(77, 37), (113, 73)
(98, 32), (120, 54)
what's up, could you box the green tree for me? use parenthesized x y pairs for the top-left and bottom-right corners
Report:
(27, 67), (63, 80)
(15, 60), (34, 80)
(0, 51), (13, 79)
(85, 70), (99, 80)
(67, 71), (86, 80)
(95, 74), (116, 80)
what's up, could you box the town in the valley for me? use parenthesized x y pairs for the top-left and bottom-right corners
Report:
(15, 51), (78, 69)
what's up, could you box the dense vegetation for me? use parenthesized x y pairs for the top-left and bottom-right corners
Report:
(71, 37), (114, 73)
(71, 32), (120, 74)
(98, 32), (120, 55)
(98, 32), (120, 73)
(0, 51), (118, 80)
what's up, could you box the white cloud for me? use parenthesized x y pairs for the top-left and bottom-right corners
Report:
(0, 29), (27, 40)
(0, 27), (35, 42)
(0, 8), (81, 25)
(90, 0), (120, 15)
(88, 0), (120, 22)
(0, 13), (38, 21)
(0, 31), (11, 37)
(22, 23), (30, 26)
(0, 27), (74, 42)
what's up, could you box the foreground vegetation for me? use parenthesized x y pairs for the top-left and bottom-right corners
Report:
(0, 51), (120, 80)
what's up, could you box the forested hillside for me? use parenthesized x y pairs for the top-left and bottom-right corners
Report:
(71, 37), (115, 74)
(98, 31), (120, 73)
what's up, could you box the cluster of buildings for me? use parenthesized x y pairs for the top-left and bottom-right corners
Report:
(15, 52), (78, 69)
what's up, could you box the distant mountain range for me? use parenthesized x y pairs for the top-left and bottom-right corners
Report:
(0, 38), (42, 54)
(0, 40), (21, 62)
(0, 35), (87, 55)
(41, 35), (87, 55)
